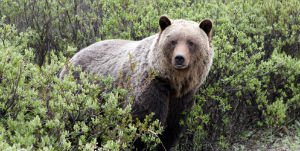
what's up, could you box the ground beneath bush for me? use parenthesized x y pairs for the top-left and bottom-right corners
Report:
(232, 122), (300, 151)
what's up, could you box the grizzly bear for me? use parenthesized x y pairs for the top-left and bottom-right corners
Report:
(60, 16), (214, 150)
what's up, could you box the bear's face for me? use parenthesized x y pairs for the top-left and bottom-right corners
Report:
(158, 16), (213, 72)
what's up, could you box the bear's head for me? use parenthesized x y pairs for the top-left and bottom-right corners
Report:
(158, 15), (213, 70)
(151, 16), (214, 95)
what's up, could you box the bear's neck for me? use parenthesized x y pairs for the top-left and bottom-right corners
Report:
(164, 69), (199, 97)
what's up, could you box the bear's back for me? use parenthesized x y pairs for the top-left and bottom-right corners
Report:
(60, 35), (157, 85)
(60, 39), (136, 79)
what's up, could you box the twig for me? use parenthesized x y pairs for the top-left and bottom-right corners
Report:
(148, 130), (167, 151)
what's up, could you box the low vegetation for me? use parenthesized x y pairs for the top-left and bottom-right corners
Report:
(0, 0), (299, 150)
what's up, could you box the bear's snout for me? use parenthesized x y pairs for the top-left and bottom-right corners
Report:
(172, 42), (190, 70)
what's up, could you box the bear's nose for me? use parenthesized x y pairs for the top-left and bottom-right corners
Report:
(174, 55), (185, 65)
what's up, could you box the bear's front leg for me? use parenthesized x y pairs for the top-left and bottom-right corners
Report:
(131, 77), (170, 150)
(156, 90), (195, 151)
(131, 77), (170, 125)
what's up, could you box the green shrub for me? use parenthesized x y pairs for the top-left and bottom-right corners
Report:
(178, 1), (300, 150)
(0, 20), (162, 150)
(0, 0), (300, 150)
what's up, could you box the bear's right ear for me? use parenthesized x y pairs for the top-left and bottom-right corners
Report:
(159, 15), (171, 31)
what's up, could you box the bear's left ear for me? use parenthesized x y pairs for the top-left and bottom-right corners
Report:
(200, 19), (213, 41)
(159, 15), (171, 31)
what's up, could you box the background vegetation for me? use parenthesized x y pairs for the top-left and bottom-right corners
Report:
(0, 0), (299, 150)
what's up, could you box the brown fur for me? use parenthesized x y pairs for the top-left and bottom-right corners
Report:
(60, 16), (214, 150)
(150, 18), (213, 97)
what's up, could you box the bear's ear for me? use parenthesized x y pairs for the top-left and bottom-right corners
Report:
(200, 19), (213, 40)
(159, 15), (171, 31)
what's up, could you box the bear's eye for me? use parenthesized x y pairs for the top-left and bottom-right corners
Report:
(187, 41), (194, 47)
(171, 40), (177, 46)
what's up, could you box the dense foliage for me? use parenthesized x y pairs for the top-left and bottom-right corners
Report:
(0, 21), (162, 150)
(0, 0), (299, 150)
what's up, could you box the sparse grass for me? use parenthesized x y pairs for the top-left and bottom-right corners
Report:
(232, 120), (300, 151)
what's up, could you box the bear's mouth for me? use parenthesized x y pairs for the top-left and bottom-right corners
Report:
(174, 64), (188, 70)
